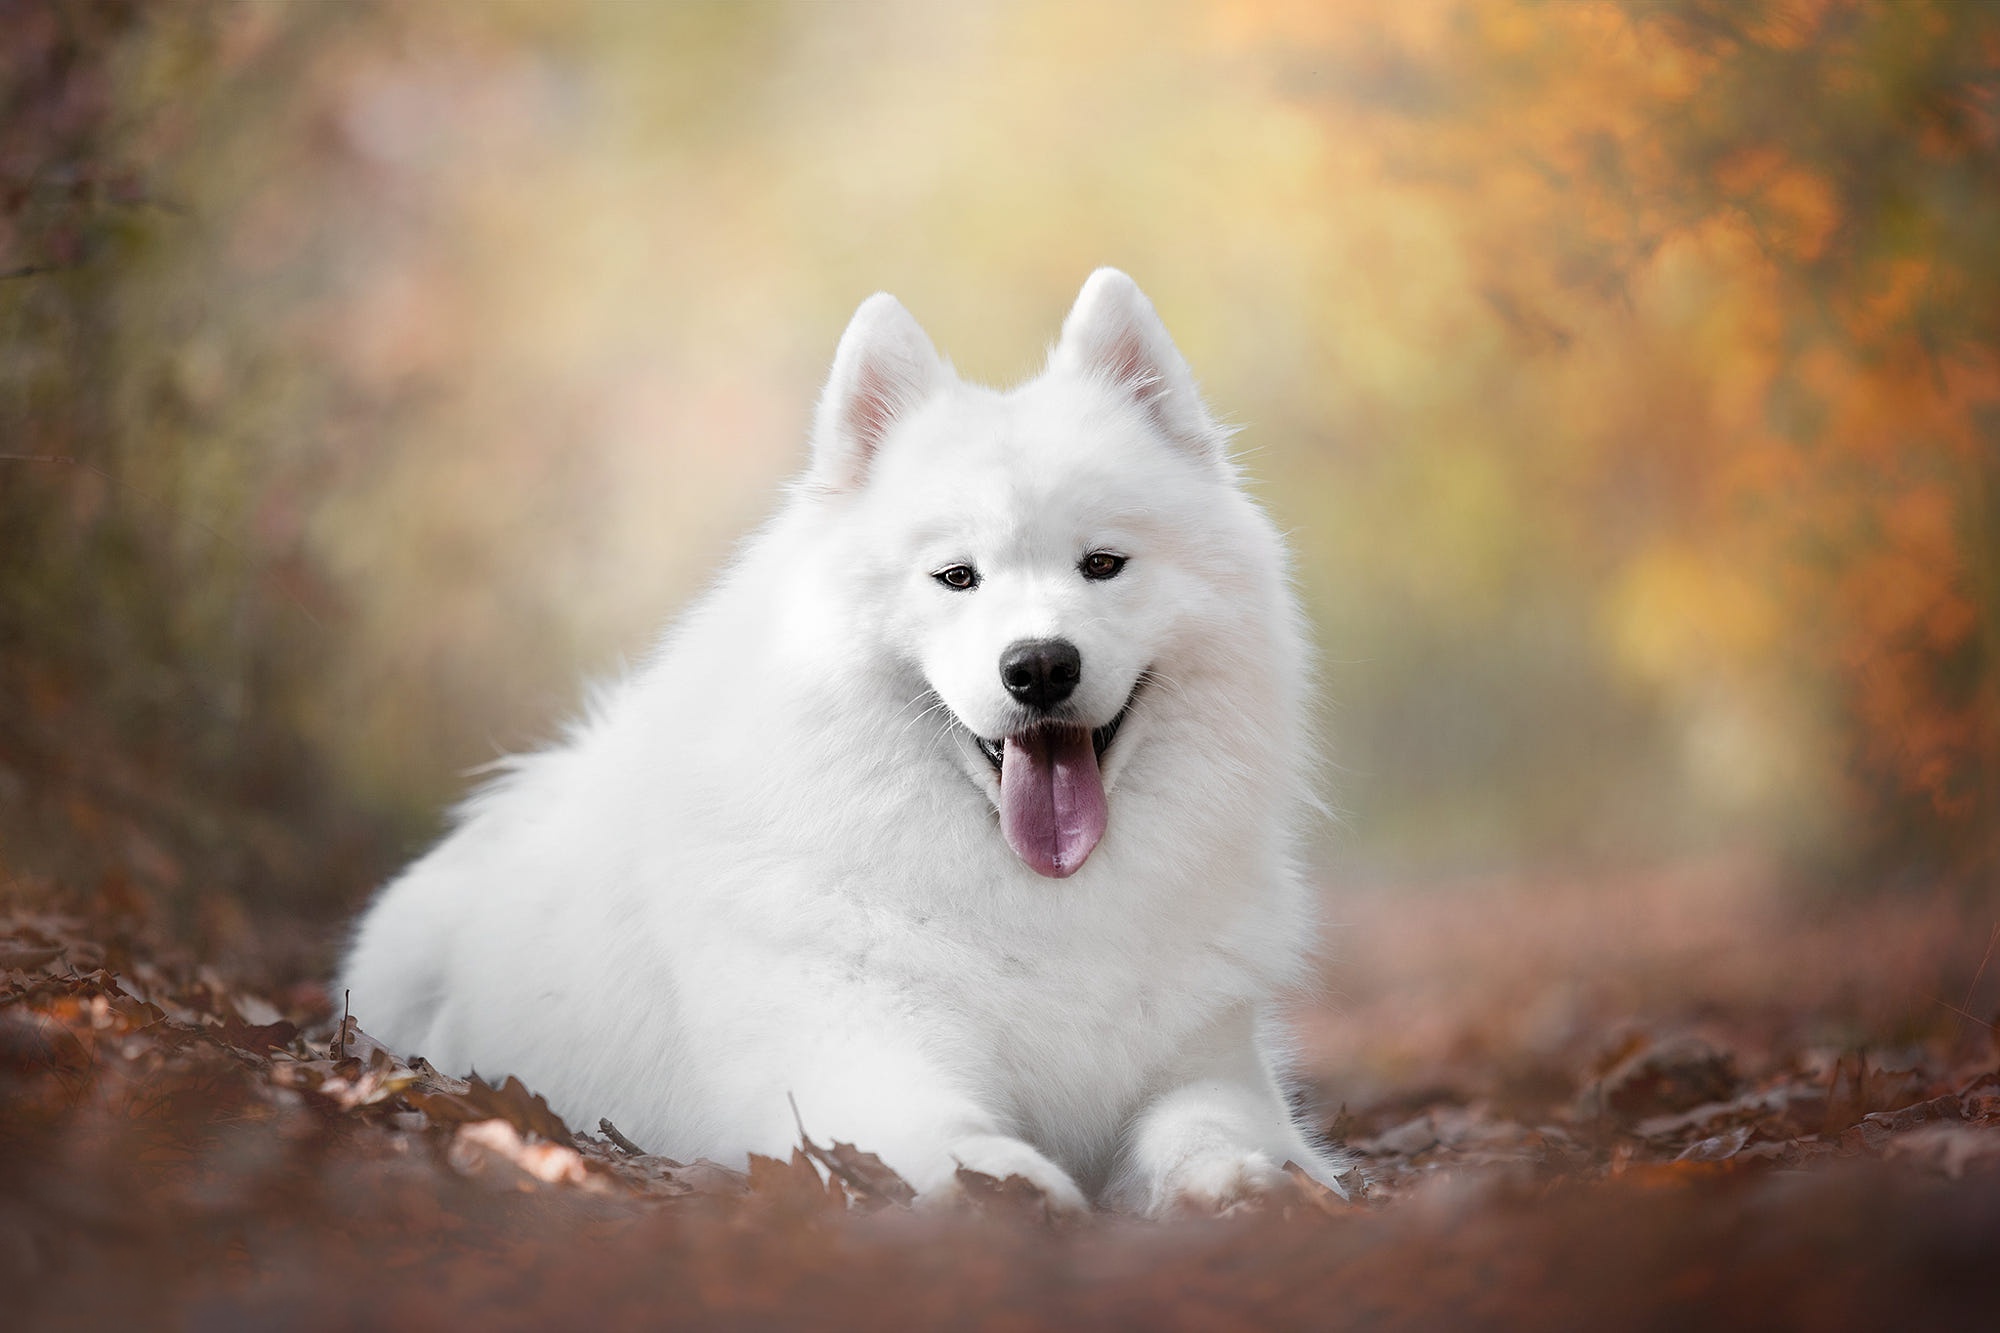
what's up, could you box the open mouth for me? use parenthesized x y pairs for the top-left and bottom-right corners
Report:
(974, 698), (1131, 774)
(969, 677), (1143, 881)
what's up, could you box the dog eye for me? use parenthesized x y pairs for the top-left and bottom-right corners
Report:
(933, 564), (979, 591)
(1080, 551), (1127, 581)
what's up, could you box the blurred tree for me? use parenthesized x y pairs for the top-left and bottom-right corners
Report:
(7, 0), (1996, 916)
(0, 0), (394, 924)
(1619, 0), (2000, 886)
(1250, 0), (2000, 886)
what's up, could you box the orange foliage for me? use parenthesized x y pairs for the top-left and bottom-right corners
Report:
(1222, 0), (2000, 875)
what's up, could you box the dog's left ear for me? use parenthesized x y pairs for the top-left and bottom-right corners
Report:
(810, 292), (945, 492)
(1051, 268), (1223, 460)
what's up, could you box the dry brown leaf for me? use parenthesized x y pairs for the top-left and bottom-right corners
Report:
(214, 1015), (299, 1055)
(1881, 1123), (2000, 1179)
(951, 1165), (1062, 1223)
(449, 1119), (606, 1190)
(274, 1049), (416, 1109)
(604, 1153), (754, 1198)
(0, 943), (64, 971)
(407, 1055), (472, 1096)
(1674, 1125), (1752, 1163)
(1861, 1093), (1963, 1134)
(787, 1094), (917, 1208)
(1581, 1035), (1739, 1125)
(821, 1139), (917, 1208)
(406, 1072), (573, 1143)
(1353, 1114), (1441, 1157)
(327, 1014), (397, 1065)
(748, 1149), (844, 1212)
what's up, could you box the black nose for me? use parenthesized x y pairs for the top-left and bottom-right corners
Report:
(1000, 638), (1082, 711)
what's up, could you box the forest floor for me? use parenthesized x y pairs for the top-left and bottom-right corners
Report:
(3, 853), (1997, 1330)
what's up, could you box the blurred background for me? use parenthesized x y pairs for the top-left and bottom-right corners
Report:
(3, 0), (1997, 975)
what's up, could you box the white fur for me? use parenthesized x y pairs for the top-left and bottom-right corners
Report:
(341, 269), (1348, 1212)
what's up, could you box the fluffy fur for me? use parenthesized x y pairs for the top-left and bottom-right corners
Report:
(341, 269), (1348, 1212)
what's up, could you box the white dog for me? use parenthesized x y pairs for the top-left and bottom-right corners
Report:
(342, 269), (1347, 1213)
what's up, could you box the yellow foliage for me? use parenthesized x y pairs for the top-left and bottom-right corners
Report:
(1607, 545), (1778, 685)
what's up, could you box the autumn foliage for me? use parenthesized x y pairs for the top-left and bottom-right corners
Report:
(7, 0), (2000, 897)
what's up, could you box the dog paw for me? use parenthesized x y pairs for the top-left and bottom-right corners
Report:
(1143, 1148), (1295, 1217)
(921, 1134), (1088, 1215)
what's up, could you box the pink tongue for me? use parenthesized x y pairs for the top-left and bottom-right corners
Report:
(998, 726), (1108, 879)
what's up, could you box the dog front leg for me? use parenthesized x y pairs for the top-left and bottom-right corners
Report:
(771, 1034), (1088, 1213)
(1108, 1004), (1350, 1216)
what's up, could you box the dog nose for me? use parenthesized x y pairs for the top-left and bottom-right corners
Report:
(1000, 638), (1082, 710)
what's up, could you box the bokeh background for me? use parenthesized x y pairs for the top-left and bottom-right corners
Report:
(4, 0), (1998, 952)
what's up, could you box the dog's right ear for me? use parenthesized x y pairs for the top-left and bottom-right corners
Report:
(809, 293), (945, 492)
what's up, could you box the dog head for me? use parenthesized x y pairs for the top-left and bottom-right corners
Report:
(803, 270), (1281, 879)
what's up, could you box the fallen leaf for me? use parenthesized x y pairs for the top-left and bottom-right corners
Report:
(406, 1072), (573, 1143)
(0, 943), (64, 971)
(1881, 1123), (2000, 1179)
(327, 1014), (397, 1066)
(1354, 1115), (1440, 1157)
(748, 1149), (843, 1213)
(1674, 1125), (1752, 1163)
(215, 1015), (300, 1055)
(787, 1094), (917, 1208)
(951, 1166), (1061, 1222)
(1581, 1036), (1739, 1124)
(450, 1118), (604, 1190)
(1861, 1094), (1962, 1134)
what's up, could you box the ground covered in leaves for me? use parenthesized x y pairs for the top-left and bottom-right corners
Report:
(4, 864), (1998, 1330)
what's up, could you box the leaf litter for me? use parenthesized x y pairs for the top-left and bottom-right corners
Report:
(4, 888), (1999, 1328)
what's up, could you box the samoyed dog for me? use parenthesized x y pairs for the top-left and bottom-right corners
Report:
(342, 269), (1347, 1213)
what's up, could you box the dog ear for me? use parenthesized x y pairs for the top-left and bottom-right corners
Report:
(1051, 268), (1223, 460)
(810, 292), (945, 491)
